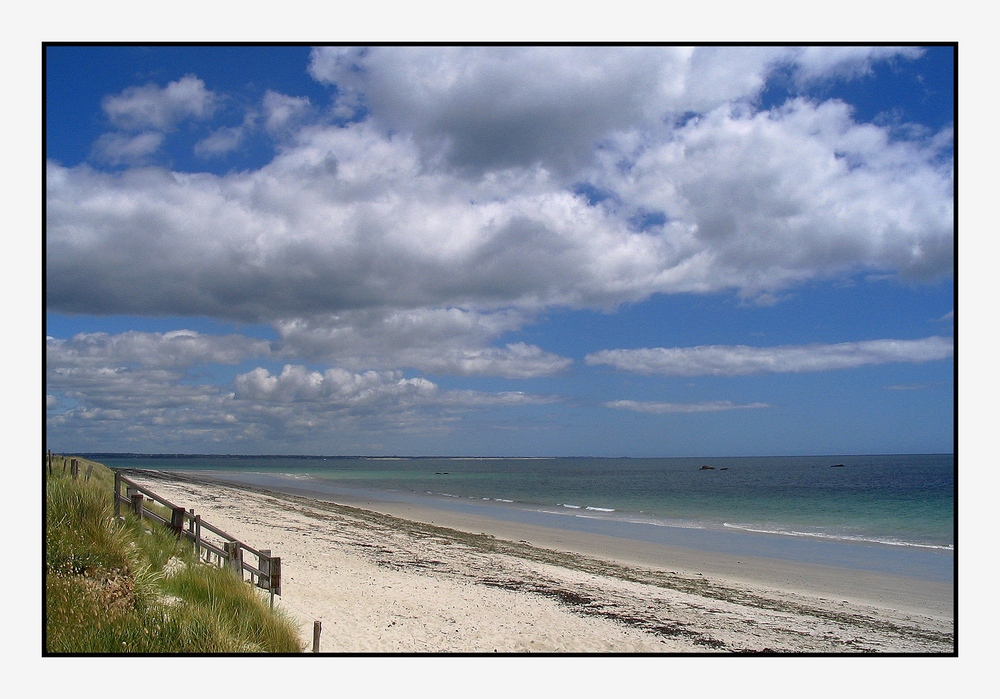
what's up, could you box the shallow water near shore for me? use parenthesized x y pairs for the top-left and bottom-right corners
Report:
(96, 453), (954, 583)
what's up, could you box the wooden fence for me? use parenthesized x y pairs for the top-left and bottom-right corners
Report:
(112, 471), (281, 606)
(46, 452), (94, 482)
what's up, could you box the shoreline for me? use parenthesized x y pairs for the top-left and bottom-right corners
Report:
(121, 469), (954, 653)
(179, 468), (954, 583)
(274, 485), (955, 620)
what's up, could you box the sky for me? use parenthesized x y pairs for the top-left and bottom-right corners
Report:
(44, 45), (955, 457)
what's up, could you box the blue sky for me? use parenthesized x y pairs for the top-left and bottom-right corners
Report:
(44, 45), (954, 457)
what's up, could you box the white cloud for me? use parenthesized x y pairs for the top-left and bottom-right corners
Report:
(274, 309), (570, 377)
(195, 124), (247, 157)
(605, 400), (770, 414)
(46, 330), (560, 451)
(102, 75), (219, 131)
(234, 365), (434, 403)
(592, 98), (953, 294)
(585, 336), (954, 376)
(421, 342), (573, 379)
(307, 46), (927, 175)
(46, 330), (271, 369)
(790, 46), (925, 84)
(46, 96), (951, 318)
(232, 364), (554, 409)
(263, 90), (310, 133)
(92, 131), (164, 164)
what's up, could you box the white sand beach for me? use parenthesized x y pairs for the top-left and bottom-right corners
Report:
(124, 470), (954, 654)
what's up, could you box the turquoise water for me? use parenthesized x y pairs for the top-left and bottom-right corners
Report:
(93, 453), (953, 551)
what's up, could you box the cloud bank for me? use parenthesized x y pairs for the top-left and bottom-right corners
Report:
(48, 47), (952, 349)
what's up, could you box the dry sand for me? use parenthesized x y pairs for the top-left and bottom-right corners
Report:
(125, 470), (954, 654)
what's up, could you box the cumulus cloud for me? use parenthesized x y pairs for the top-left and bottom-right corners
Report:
(790, 46), (925, 85)
(263, 90), (311, 133)
(46, 101), (951, 320)
(273, 308), (570, 377)
(46, 330), (559, 450)
(309, 46), (694, 174)
(102, 75), (219, 131)
(233, 364), (552, 408)
(591, 98), (953, 294)
(605, 400), (770, 414)
(306, 46), (899, 176)
(585, 336), (954, 377)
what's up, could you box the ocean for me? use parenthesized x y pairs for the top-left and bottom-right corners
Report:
(94, 453), (954, 582)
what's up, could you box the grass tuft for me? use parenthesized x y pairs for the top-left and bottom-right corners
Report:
(45, 456), (304, 653)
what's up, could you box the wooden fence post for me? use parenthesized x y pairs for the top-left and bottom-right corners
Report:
(170, 507), (186, 537)
(258, 550), (271, 589)
(224, 542), (243, 579)
(313, 621), (322, 653)
(269, 557), (281, 608)
(47, 450), (52, 476)
(71, 459), (78, 480)
(85, 463), (94, 482)
(270, 557), (281, 596)
(129, 489), (144, 518)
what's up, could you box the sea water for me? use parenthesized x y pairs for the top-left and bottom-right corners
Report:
(93, 453), (954, 581)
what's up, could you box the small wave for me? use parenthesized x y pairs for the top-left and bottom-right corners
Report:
(722, 522), (953, 550)
(495, 498), (514, 503)
(558, 503), (582, 509)
(619, 516), (708, 530)
(585, 506), (615, 512)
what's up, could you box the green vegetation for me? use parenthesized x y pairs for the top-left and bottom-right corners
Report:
(45, 455), (304, 653)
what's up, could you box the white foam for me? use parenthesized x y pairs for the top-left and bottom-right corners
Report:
(721, 522), (954, 550)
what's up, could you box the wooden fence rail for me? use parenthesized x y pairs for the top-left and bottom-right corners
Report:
(112, 471), (281, 606)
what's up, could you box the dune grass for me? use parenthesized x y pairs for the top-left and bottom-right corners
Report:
(45, 456), (304, 653)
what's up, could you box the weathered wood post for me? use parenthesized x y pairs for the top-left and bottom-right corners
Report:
(258, 550), (271, 589)
(224, 542), (243, 579)
(71, 459), (79, 480)
(129, 488), (144, 518)
(85, 463), (94, 482)
(270, 557), (281, 609)
(170, 507), (186, 537)
(47, 450), (52, 476)
(313, 621), (322, 653)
